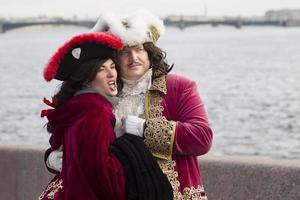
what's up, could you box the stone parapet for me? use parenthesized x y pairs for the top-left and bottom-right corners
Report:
(200, 155), (300, 200)
(0, 145), (299, 200)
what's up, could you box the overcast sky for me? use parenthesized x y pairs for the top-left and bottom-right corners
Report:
(1, 0), (300, 18)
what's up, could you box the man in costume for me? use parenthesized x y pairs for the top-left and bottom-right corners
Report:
(47, 10), (213, 200)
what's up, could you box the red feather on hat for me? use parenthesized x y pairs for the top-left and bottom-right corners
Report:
(43, 32), (123, 82)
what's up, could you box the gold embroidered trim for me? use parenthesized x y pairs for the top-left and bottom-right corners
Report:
(144, 117), (176, 160)
(157, 160), (208, 200)
(144, 88), (176, 160)
(144, 92), (163, 119)
(38, 178), (63, 200)
(181, 185), (208, 200)
(157, 159), (181, 199)
(150, 75), (167, 94)
(145, 75), (207, 200)
(144, 75), (180, 197)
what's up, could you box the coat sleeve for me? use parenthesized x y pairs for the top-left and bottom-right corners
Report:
(144, 76), (213, 160)
(65, 108), (126, 200)
(172, 80), (213, 156)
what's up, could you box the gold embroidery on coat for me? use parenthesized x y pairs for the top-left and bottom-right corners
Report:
(144, 117), (176, 160)
(38, 178), (63, 200)
(157, 159), (181, 199)
(150, 75), (167, 94)
(144, 75), (180, 198)
(144, 75), (208, 200)
(144, 76), (175, 160)
(182, 185), (208, 200)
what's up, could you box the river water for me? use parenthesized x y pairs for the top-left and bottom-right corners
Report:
(0, 25), (299, 160)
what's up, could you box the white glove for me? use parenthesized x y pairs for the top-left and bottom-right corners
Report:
(121, 115), (145, 137)
(47, 149), (63, 172)
(114, 117), (125, 138)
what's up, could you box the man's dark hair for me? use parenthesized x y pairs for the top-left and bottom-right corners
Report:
(143, 42), (173, 80)
(116, 42), (173, 91)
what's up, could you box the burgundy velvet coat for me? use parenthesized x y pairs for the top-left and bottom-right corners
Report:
(44, 93), (126, 200)
(168, 74), (212, 186)
(144, 74), (213, 198)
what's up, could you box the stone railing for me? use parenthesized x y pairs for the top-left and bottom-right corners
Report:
(0, 144), (299, 200)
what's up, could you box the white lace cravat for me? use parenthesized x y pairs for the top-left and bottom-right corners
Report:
(113, 69), (152, 136)
(120, 69), (153, 97)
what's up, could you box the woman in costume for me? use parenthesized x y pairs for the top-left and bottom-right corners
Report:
(39, 32), (126, 200)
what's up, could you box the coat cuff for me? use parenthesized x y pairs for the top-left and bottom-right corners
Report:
(144, 118), (176, 160)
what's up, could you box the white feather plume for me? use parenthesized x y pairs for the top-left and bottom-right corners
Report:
(90, 9), (165, 46)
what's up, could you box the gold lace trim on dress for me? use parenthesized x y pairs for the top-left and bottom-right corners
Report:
(38, 178), (63, 200)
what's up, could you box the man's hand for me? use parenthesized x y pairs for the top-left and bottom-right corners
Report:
(121, 115), (145, 137)
(47, 149), (63, 172)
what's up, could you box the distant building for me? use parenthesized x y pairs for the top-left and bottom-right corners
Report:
(265, 9), (300, 21)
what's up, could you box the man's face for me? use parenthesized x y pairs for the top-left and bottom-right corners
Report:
(117, 44), (150, 80)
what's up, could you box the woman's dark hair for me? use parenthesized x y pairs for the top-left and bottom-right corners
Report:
(143, 42), (174, 79)
(47, 57), (118, 133)
(53, 57), (117, 108)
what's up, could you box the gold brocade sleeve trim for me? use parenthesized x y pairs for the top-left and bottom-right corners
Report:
(144, 118), (176, 160)
(144, 77), (175, 160)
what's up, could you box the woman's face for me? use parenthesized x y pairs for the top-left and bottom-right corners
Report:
(89, 58), (118, 96)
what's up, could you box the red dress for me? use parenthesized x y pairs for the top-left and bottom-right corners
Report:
(39, 93), (126, 200)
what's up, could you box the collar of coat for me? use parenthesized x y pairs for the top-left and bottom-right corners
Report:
(149, 75), (167, 95)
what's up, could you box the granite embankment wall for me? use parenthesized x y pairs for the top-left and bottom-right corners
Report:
(0, 144), (299, 200)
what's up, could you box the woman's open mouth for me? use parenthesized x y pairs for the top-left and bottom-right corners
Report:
(108, 80), (117, 91)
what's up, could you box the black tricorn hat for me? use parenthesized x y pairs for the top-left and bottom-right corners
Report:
(43, 32), (123, 82)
